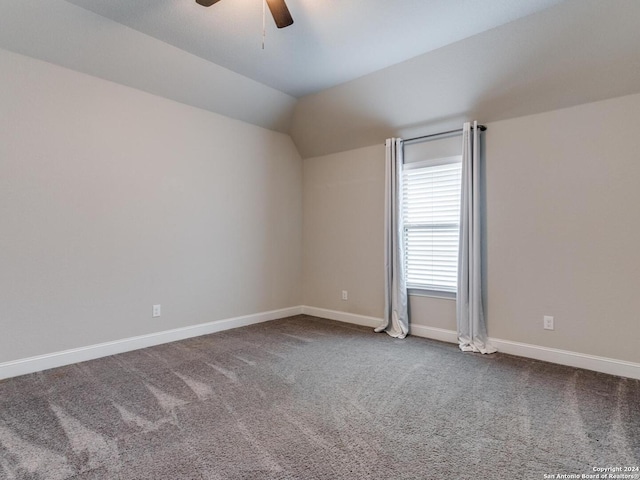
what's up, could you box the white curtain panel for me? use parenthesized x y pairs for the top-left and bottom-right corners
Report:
(457, 122), (496, 354)
(376, 138), (409, 338)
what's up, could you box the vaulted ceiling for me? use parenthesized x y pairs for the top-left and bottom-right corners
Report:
(1, 0), (640, 158)
(62, 0), (563, 97)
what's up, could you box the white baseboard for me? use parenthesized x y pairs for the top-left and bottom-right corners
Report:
(0, 306), (303, 381)
(488, 337), (640, 380)
(301, 306), (381, 328)
(304, 307), (640, 380)
(410, 324), (458, 344)
(3, 305), (639, 382)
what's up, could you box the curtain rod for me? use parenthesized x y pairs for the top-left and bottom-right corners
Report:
(403, 125), (487, 145)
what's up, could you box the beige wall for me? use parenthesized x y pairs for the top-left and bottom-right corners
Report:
(485, 92), (640, 364)
(302, 92), (640, 364)
(302, 145), (385, 318)
(4, 46), (640, 367)
(0, 49), (302, 363)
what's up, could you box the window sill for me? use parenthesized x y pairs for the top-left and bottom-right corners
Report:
(408, 288), (456, 300)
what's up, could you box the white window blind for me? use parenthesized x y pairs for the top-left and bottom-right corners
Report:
(402, 156), (462, 293)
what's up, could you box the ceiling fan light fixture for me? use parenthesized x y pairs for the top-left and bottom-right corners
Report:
(265, 0), (294, 29)
(195, 0), (221, 6)
(195, 0), (293, 29)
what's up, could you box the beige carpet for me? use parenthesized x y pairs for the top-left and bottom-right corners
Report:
(1, 315), (638, 479)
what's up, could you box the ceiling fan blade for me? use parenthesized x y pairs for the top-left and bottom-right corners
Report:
(265, 0), (294, 28)
(195, 0), (221, 6)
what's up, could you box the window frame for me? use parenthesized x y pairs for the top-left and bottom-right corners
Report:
(402, 155), (462, 298)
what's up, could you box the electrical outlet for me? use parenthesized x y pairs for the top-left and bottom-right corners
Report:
(153, 304), (161, 318)
(341, 290), (348, 301)
(543, 315), (554, 330)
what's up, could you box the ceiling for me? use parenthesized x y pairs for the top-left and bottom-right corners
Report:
(2, 0), (639, 158)
(63, 0), (564, 97)
(291, 0), (640, 157)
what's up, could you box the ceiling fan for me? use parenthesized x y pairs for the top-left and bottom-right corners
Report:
(195, 0), (294, 29)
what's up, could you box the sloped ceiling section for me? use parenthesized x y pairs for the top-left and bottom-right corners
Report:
(3, 0), (640, 157)
(0, 0), (296, 133)
(62, 0), (563, 98)
(290, 0), (640, 158)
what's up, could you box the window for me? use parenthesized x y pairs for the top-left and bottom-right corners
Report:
(402, 156), (462, 295)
